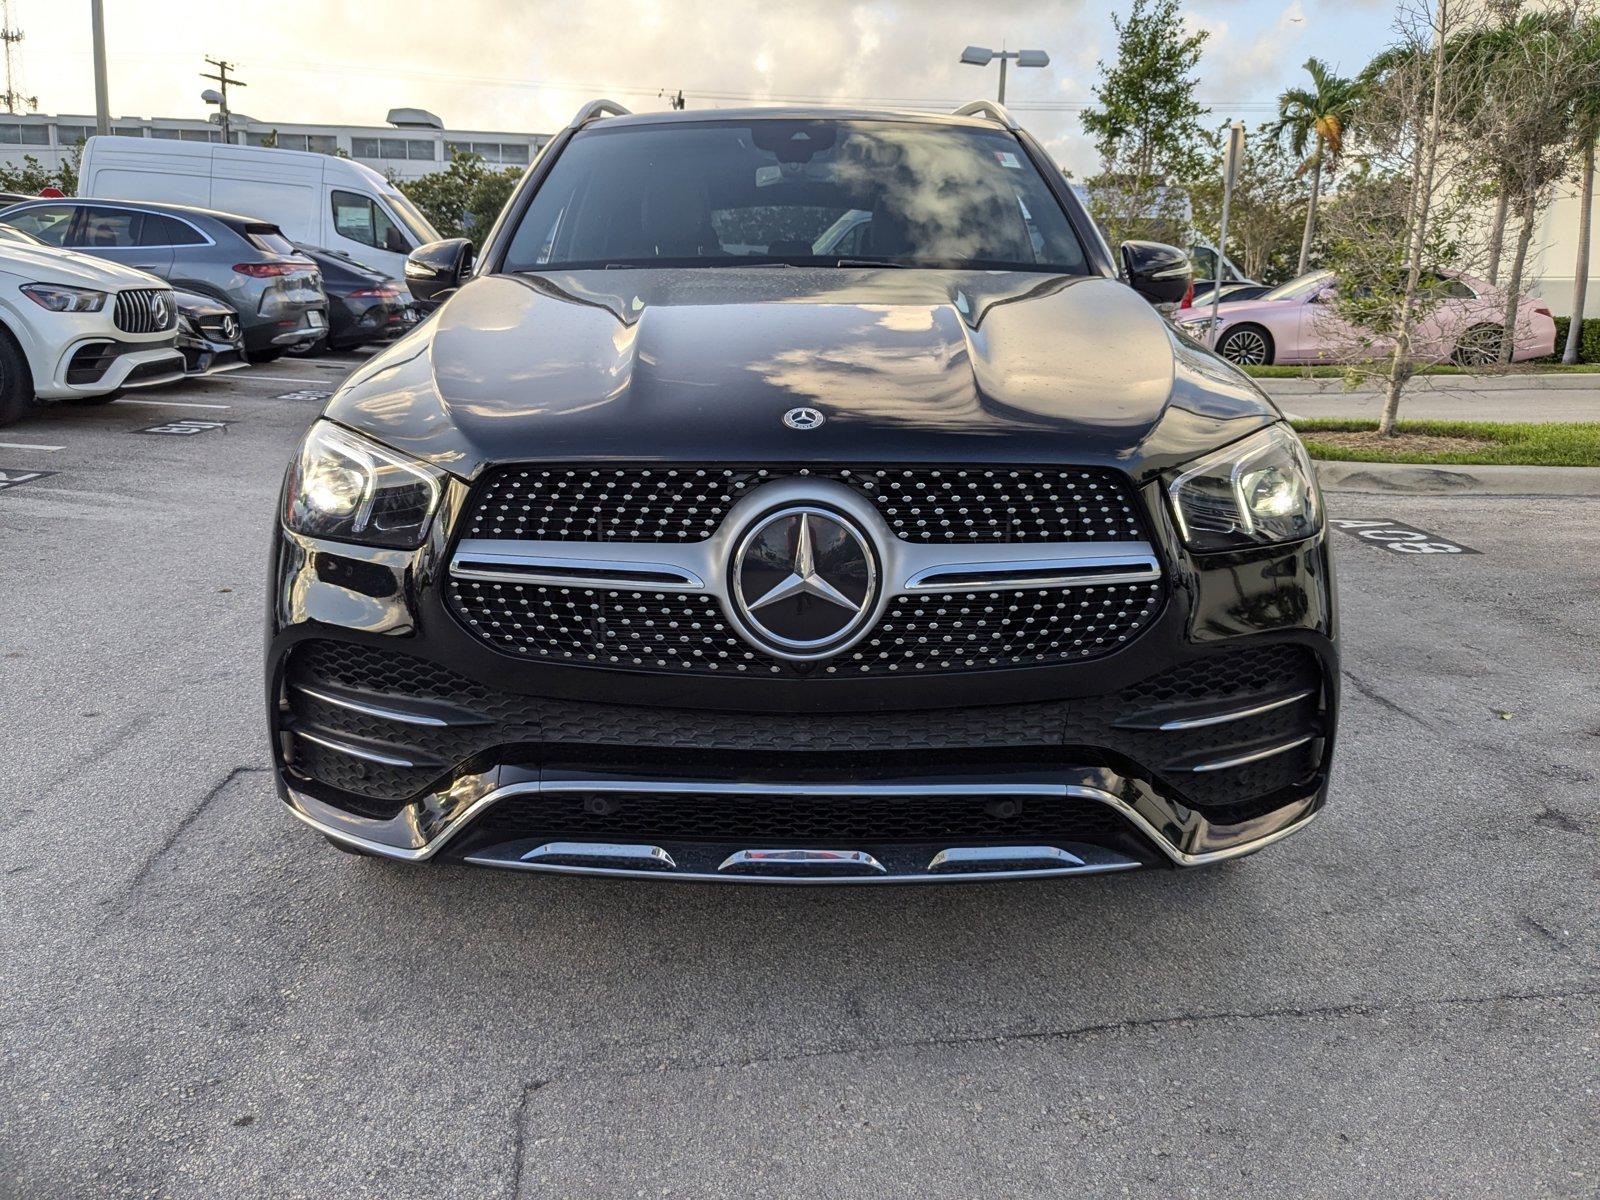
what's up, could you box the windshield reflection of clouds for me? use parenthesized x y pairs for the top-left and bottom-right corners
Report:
(506, 120), (1088, 273)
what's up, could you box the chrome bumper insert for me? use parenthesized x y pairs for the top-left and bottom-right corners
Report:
(281, 765), (1326, 881)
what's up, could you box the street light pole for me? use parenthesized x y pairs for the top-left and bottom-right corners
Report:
(959, 46), (1050, 106)
(90, 0), (110, 136)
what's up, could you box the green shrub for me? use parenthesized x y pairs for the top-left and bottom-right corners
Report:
(1548, 316), (1600, 363)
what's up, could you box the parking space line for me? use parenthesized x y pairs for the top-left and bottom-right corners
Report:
(241, 374), (349, 384)
(0, 440), (64, 451)
(116, 398), (233, 410)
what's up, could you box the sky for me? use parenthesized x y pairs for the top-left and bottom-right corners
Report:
(16, 0), (1401, 174)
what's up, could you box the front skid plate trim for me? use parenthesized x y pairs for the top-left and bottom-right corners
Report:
(458, 856), (1144, 885)
(283, 774), (1324, 874)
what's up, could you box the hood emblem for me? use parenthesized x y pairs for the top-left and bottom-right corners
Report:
(729, 506), (878, 660)
(782, 407), (825, 431)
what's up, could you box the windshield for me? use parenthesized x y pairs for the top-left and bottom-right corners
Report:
(386, 190), (442, 246)
(503, 119), (1090, 273)
(1260, 270), (1334, 302)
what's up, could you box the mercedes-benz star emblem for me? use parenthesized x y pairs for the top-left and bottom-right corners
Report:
(152, 293), (172, 328)
(782, 407), (825, 430)
(730, 506), (878, 660)
(222, 315), (239, 341)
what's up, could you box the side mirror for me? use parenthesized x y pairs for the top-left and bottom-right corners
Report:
(404, 238), (473, 306)
(1120, 240), (1192, 306)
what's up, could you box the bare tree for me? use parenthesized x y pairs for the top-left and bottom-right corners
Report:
(1318, 0), (1495, 435)
(1463, 2), (1596, 362)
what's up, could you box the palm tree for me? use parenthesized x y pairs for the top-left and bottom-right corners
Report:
(1564, 19), (1600, 363)
(1270, 58), (1364, 276)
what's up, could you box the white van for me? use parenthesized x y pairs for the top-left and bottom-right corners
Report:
(77, 136), (442, 278)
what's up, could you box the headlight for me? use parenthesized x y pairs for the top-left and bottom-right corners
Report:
(1167, 424), (1321, 552)
(283, 421), (444, 549)
(21, 283), (107, 313)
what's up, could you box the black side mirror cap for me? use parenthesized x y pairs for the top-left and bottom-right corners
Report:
(1120, 240), (1192, 306)
(404, 238), (474, 306)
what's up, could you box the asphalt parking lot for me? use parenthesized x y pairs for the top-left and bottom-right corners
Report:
(1, 362), (1596, 1199)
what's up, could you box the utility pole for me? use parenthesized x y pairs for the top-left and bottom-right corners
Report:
(0, 0), (35, 114)
(91, 0), (110, 135)
(1208, 121), (1246, 350)
(200, 57), (246, 142)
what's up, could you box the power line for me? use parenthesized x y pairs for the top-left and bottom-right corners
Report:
(42, 45), (1288, 120)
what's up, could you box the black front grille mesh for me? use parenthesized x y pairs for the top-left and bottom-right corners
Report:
(467, 790), (1140, 851)
(463, 465), (1144, 544)
(446, 578), (1163, 675)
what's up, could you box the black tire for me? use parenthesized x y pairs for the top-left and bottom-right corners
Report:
(0, 326), (37, 428)
(285, 337), (327, 357)
(1451, 324), (1503, 367)
(247, 348), (286, 364)
(1215, 323), (1275, 366)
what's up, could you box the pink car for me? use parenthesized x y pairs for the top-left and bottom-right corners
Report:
(1176, 269), (1557, 367)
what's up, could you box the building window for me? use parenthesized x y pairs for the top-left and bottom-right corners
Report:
(149, 127), (219, 142)
(351, 136), (434, 161)
(241, 131), (333, 153)
(446, 139), (530, 165)
(0, 123), (49, 145)
(55, 123), (141, 144)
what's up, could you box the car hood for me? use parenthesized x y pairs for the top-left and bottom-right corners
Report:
(0, 241), (168, 290)
(326, 267), (1279, 483)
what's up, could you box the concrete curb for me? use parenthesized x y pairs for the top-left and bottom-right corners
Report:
(1315, 459), (1600, 496)
(1264, 373), (1600, 394)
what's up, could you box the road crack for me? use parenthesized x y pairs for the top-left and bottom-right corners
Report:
(121, 765), (267, 897)
(603, 985), (1600, 1080)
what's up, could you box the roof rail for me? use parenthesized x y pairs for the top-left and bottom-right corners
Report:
(570, 99), (633, 127)
(951, 100), (1019, 130)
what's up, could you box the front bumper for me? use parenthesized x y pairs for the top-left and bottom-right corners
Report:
(40, 336), (186, 399)
(267, 475), (1339, 882)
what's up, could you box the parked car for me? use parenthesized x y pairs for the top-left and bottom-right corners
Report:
(173, 288), (247, 377)
(0, 197), (328, 362)
(269, 100), (1337, 883)
(1188, 281), (1272, 309)
(289, 245), (417, 353)
(1176, 268), (1557, 366)
(0, 232), (185, 426)
(77, 135), (442, 279)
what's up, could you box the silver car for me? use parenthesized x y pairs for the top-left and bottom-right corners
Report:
(0, 198), (328, 362)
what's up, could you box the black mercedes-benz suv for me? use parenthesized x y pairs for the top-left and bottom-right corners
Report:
(267, 100), (1337, 883)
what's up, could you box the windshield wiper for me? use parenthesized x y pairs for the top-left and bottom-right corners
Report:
(834, 257), (909, 268)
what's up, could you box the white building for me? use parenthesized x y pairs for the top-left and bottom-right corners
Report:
(1532, 180), (1598, 319)
(0, 107), (550, 183)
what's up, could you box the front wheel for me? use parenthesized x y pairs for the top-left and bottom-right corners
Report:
(0, 333), (37, 428)
(1216, 324), (1275, 366)
(1451, 324), (1504, 367)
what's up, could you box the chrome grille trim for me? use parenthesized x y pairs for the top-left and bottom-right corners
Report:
(1156, 690), (1315, 731)
(450, 537), (1161, 597)
(1188, 735), (1316, 774)
(112, 288), (175, 335)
